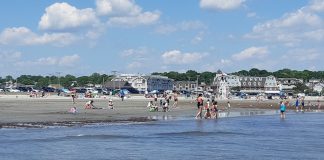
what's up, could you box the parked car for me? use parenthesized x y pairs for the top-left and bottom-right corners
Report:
(86, 88), (98, 94)
(96, 88), (109, 95)
(76, 88), (87, 93)
(42, 87), (56, 92)
(17, 86), (28, 92)
(8, 88), (20, 92)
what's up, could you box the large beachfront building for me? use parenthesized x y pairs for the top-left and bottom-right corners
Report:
(111, 74), (173, 93)
(212, 70), (279, 98)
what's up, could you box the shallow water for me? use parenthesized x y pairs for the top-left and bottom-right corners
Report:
(1, 112), (324, 160)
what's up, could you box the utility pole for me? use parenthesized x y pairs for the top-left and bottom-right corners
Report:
(111, 71), (117, 90)
(56, 72), (61, 88)
(196, 75), (200, 92)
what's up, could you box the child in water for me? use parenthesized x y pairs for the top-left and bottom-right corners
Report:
(204, 108), (211, 119)
(211, 101), (218, 119)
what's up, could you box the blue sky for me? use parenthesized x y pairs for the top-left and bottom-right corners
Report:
(0, 0), (323, 77)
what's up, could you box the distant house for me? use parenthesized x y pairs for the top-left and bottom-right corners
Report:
(173, 81), (197, 91)
(313, 83), (324, 93)
(277, 78), (303, 93)
(110, 74), (173, 93)
(104, 81), (134, 90)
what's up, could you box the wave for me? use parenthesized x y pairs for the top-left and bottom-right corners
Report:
(155, 130), (246, 137)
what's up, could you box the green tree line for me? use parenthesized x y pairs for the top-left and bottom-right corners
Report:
(0, 73), (112, 88)
(0, 68), (323, 88)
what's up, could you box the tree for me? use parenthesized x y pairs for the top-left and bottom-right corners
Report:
(5, 75), (13, 82)
(293, 83), (308, 93)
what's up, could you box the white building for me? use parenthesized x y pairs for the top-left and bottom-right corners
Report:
(277, 78), (303, 93)
(213, 70), (279, 96)
(313, 83), (324, 93)
(112, 74), (173, 93)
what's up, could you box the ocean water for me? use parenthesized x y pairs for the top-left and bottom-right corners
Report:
(1, 112), (324, 160)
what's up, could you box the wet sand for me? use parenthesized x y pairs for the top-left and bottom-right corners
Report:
(0, 94), (322, 128)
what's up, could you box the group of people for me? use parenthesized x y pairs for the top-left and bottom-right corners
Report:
(146, 92), (179, 112)
(147, 100), (169, 112)
(195, 94), (230, 119)
(84, 99), (114, 110)
(69, 99), (114, 114)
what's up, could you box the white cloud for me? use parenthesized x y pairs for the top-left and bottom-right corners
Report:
(59, 54), (81, 66)
(221, 59), (232, 65)
(155, 20), (207, 35)
(232, 46), (268, 60)
(127, 61), (143, 69)
(39, 2), (99, 31)
(200, 0), (245, 10)
(245, 1), (324, 46)
(191, 32), (205, 44)
(15, 54), (80, 67)
(96, 0), (141, 16)
(0, 51), (21, 61)
(107, 11), (160, 26)
(247, 12), (257, 18)
(303, 29), (324, 40)
(121, 47), (148, 58)
(0, 27), (77, 46)
(282, 49), (320, 61)
(96, 0), (160, 26)
(309, 0), (324, 12)
(155, 25), (177, 34)
(161, 50), (208, 64)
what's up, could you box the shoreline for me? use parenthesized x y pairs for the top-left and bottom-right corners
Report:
(0, 94), (323, 128)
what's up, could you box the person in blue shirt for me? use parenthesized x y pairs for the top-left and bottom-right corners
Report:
(280, 101), (288, 119)
(295, 97), (299, 112)
(120, 90), (125, 101)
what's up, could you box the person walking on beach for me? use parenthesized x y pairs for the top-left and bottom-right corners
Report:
(71, 93), (76, 104)
(227, 101), (231, 110)
(154, 93), (158, 105)
(280, 101), (286, 119)
(195, 94), (204, 119)
(120, 90), (125, 101)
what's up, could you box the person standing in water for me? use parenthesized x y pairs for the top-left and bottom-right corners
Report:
(295, 97), (299, 112)
(195, 94), (204, 119)
(211, 101), (218, 119)
(301, 97), (305, 112)
(280, 101), (286, 119)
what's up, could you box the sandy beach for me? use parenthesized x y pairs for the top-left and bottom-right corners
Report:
(0, 93), (322, 128)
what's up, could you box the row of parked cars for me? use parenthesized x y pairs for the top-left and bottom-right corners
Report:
(1, 86), (140, 95)
(0, 87), (40, 93)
